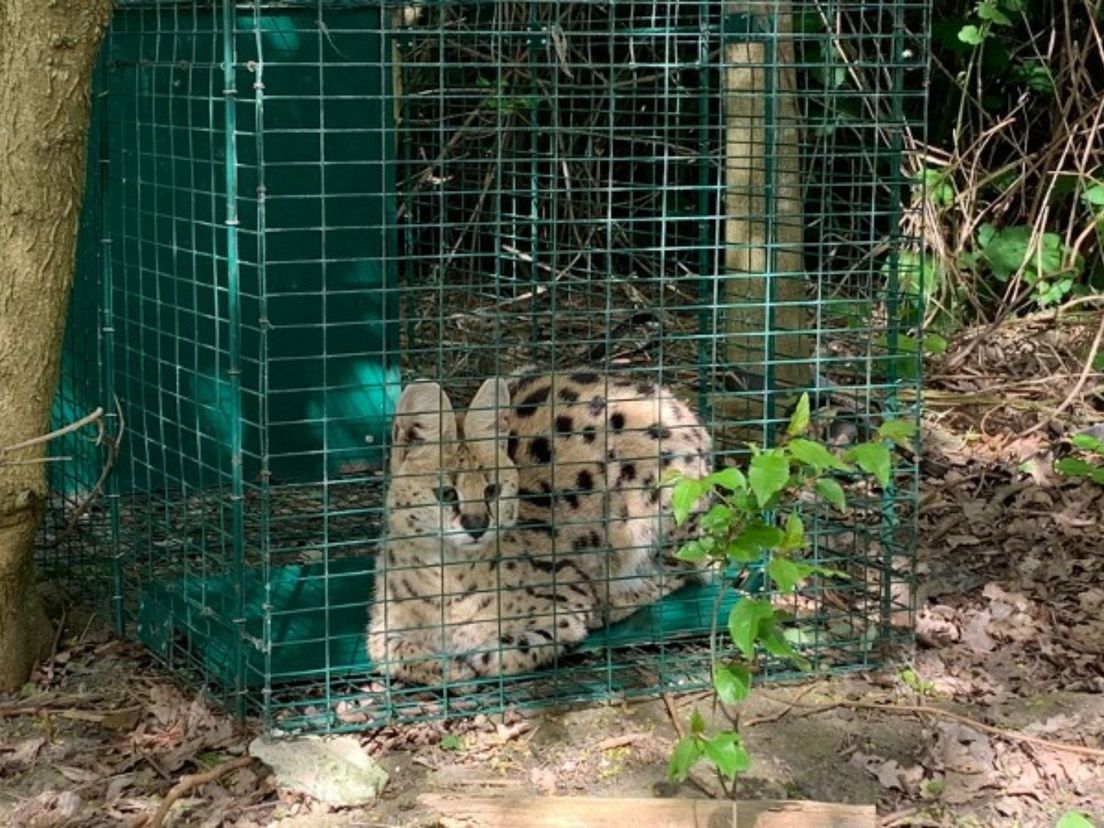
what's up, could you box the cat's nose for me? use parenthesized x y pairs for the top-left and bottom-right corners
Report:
(460, 514), (489, 540)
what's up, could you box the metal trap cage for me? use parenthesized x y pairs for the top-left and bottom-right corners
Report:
(40, 0), (926, 732)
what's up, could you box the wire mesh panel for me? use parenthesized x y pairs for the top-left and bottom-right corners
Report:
(43, 0), (926, 733)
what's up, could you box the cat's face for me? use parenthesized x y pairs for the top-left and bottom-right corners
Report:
(386, 378), (518, 558)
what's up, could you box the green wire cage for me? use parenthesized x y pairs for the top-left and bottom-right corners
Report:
(41, 0), (926, 732)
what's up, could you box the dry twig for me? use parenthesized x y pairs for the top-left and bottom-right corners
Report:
(144, 755), (253, 828)
(0, 407), (103, 458)
(752, 695), (1104, 760)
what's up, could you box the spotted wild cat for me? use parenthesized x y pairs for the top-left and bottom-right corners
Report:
(367, 370), (712, 684)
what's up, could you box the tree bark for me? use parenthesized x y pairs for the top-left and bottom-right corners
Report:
(720, 2), (810, 435)
(0, 0), (112, 691)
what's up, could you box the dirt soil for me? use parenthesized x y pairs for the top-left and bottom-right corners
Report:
(3, 319), (1103, 827)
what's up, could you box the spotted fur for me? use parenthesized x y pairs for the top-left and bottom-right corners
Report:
(367, 371), (712, 685)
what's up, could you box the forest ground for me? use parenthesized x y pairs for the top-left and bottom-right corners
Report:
(2, 316), (1102, 827)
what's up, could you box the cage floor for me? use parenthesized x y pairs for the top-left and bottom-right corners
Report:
(136, 555), (741, 691)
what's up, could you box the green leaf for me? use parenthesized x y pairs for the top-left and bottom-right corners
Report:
(675, 540), (710, 562)
(667, 734), (703, 782)
(812, 61), (848, 90)
(671, 478), (705, 525)
(1012, 59), (1053, 93)
(957, 24), (985, 45)
(808, 563), (849, 580)
(1055, 812), (1095, 828)
(699, 504), (733, 536)
(728, 599), (775, 659)
(912, 170), (955, 209)
(689, 708), (706, 735)
(846, 442), (893, 487)
(788, 438), (853, 472)
(924, 332), (949, 355)
(1083, 183), (1104, 207)
(780, 512), (804, 552)
(749, 451), (790, 505)
(1071, 433), (1104, 454)
(878, 419), (918, 444)
(757, 616), (799, 659)
(787, 393), (811, 436)
(714, 662), (752, 704)
(978, 224), (1069, 283)
(767, 558), (816, 594)
(1055, 457), (1096, 478)
(701, 731), (751, 779)
(815, 477), (847, 511)
(977, 1), (1012, 25)
(705, 467), (748, 493)
(439, 734), (465, 751)
(727, 521), (786, 561)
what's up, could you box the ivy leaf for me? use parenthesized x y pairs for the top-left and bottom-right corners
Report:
(978, 224), (1067, 282)
(667, 734), (703, 782)
(957, 24), (985, 45)
(671, 478), (704, 525)
(815, 477), (847, 511)
(877, 419), (918, 444)
(714, 662), (752, 704)
(701, 731), (751, 780)
(1082, 183), (1104, 207)
(749, 451), (790, 505)
(787, 393), (811, 436)
(977, 1), (1012, 25)
(789, 438), (853, 472)
(729, 598), (775, 660)
(846, 442), (892, 487)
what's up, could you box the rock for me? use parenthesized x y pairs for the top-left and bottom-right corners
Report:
(249, 735), (388, 806)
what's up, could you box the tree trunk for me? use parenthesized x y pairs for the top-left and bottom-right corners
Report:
(0, 0), (112, 692)
(720, 2), (809, 434)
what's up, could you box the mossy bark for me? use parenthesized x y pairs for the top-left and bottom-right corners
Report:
(0, 0), (112, 692)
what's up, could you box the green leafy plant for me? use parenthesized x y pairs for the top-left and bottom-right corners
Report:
(438, 733), (466, 751)
(960, 223), (1084, 308)
(1055, 433), (1104, 486)
(476, 76), (539, 116)
(665, 395), (917, 793)
(957, 0), (1023, 46)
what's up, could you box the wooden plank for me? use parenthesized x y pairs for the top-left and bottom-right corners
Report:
(418, 794), (876, 828)
(735, 800), (876, 827)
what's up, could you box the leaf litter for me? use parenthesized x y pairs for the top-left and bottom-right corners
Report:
(2, 317), (1102, 826)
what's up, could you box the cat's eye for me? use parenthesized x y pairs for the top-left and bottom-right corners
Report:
(483, 484), (499, 501)
(436, 486), (458, 506)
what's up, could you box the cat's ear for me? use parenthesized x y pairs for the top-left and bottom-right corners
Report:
(465, 377), (511, 456)
(390, 381), (457, 473)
